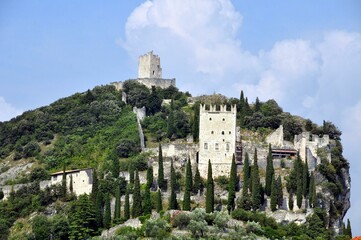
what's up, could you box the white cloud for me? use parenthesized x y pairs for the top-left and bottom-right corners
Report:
(0, 97), (23, 122)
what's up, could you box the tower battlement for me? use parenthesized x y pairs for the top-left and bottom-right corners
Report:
(138, 51), (162, 79)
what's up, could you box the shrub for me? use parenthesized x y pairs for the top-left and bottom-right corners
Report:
(173, 212), (191, 229)
(143, 218), (171, 238)
(246, 221), (263, 235)
(214, 175), (229, 191)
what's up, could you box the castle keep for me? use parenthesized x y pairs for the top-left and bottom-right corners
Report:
(112, 51), (175, 90)
(198, 104), (237, 177)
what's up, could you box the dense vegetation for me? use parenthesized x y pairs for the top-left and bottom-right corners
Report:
(0, 82), (350, 239)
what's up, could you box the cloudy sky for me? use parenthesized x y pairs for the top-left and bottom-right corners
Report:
(1, 0), (360, 234)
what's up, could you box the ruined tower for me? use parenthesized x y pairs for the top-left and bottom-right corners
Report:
(138, 51), (162, 79)
(198, 104), (237, 178)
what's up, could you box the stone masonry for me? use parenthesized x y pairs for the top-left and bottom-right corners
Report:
(198, 104), (237, 178)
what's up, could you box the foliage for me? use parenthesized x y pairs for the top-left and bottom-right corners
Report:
(69, 194), (97, 240)
(143, 186), (152, 215)
(156, 189), (163, 212)
(183, 158), (192, 211)
(265, 144), (274, 196)
(193, 166), (203, 195)
(158, 143), (165, 190)
(132, 170), (142, 217)
(227, 155), (237, 212)
(206, 160), (214, 213)
(124, 189), (130, 220)
(31, 215), (51, 240)
(173, 212), (191, 230)
(251, 149), (261, 210)
(143, 217), (171, 238)
(270, 177), (277, 211)
(114, 184), (121, 220)
(29, 167), (50, 182)
(188, 208), (208, 238)
(169, 159), (178, 210)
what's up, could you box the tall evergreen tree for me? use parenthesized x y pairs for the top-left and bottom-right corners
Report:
(91, 169), (99, 203)
(114, 183), (121, 220)
(255, 97), (261, 112)
(309, 172), (317, 208)
(265, 144), (274, 196)
(156, 189), (163, 212)
(289, 190), (294, 211)
(227, 154), (237, 212)
(146, 165), (153, 189)
(69, 195), (97, 240)
(183, 158), (192, 211)
(167, 99), (175, 138)
(158, 143), (165, 190)
(169, 159), (178, 210)
(143, 186), (152, 215)
(192, 103), (200, 142)
(103, 193), (111, 229)
(242, 152), (251, 193)
(69, 174), (73, 193)
(296, 176), (303, 209)
(251, 148), (261, 210)
(129, 166), (135, 185)
(206, 160), (214, 213)
(111, 152), (120, 178)
(193, 166), (202, 194)
(124, 189), (130, 220)
(132, 170), (142, 217)
(270, 176), (277, 211)
(302, 159), (309, 197)
(345, 219), (352, 237)
(276, 175), (283, 208)
(95, 191), (103, 229)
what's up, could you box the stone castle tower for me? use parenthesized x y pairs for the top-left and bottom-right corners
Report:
(198, 104), (237, 178)
(138, 51), (162, 79)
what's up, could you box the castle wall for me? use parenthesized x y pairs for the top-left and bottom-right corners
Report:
(198, 105), (237, 178)
(294, 132), (330, 162)
(138, 51), (162, 78)
(137, 78), (176, 89)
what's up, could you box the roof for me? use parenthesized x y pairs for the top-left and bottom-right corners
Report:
(352, 237), (361, 240)
(272, 149), (297, 153)
(51, 168), (92, 176)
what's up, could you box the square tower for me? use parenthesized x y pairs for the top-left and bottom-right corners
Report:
(138, 51), (162, 78)
(198, 104), (237, 178)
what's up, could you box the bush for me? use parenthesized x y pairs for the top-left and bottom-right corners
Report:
(246, 221), (263, 235)
(115, 226), (142, 239)
(29, 167), (50, 182)
(23, 142), (41, 158)
(143, 218), (171, 238)
(214, 175), (229, 191)
(173, 212), (191, 229)
(116, 139), (140, 158)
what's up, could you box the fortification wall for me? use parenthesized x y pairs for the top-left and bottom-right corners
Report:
(266, 125), (284, 148)
(137, 78), (176, 89)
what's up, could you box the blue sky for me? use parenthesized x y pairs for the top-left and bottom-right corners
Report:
(1, 0), (361, 235)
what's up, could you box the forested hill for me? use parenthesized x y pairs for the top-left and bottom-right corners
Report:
(0, 85), (138, 172)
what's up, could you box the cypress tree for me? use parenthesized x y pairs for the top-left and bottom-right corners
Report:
(91, 169), (99, 203)
(270, 176), (277, 211)
(158, 143), (165, 190)
(146, 165), (153, 189)
(296, 176), (303, 209)
(124, 189), (130, 220)
(255, 97), (261, 112)
(103, 193), (111, 229)
(265, 144), (274, 196)
(345, 219), (352, 237)
(309, 172), (317, 208)
(227, 154), (237, 212)
(143, 186), (152, 215)
(302, 159), (309, 197)
(132, 170), (142, 217)
(69, 174), (73, 193)
(251, 148), (261, 210)
(289, 190), (294, 211)
(183, 158), (192, 211)
(95, 191), (103, 228)
(242, 152), (251, 193)
(156, 189), (163, 212)
(114, 184), (121, 220)
(169, 159), (178, 210)
(129, 166), (134, 185)
(205, 160), (214, 213)
(276, 175), (283, 208)
(192, 103), (200, 142)
(111, 153), (120, 178)
(193, 166), (202, 195)
(167, 99), (175, 138)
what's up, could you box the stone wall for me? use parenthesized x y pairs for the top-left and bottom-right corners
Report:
(137, 78), (176, 89)
(266, 125), (284, 148)
(294, 132), (330, 162)
(138, 51), (162, 78)
(198, 104), (237, 178)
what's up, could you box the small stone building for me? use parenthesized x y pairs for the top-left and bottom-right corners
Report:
(50, 168), (93, 196)
(198, 104), (237, 178)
